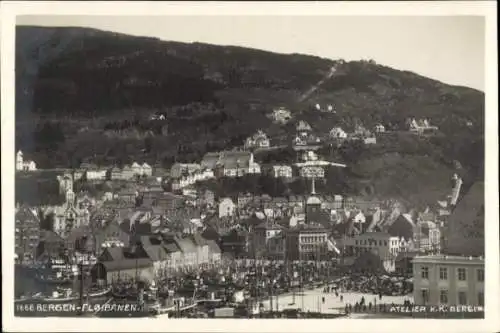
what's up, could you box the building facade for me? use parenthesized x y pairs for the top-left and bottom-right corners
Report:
(412, 255), (484, 307)
(286, 225), (328, 261)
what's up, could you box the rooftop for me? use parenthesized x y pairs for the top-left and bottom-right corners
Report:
(412, 254), (484, 264)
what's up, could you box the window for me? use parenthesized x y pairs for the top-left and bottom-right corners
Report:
(421, 289), (429, 304)
(457, 268), (467, 281)
(458, 291), (467, 305)
(421, 266), (429, 279)
(477, 269), (484, 282)
(384, 241), (388, 246)
(478, 292), (484, 306)
(439, 267), (448, 280)
(439, 290), (448, 304)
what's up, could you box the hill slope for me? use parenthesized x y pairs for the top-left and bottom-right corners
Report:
(15, 26), (485, 206)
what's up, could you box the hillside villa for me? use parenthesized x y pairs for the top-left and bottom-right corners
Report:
(270, 107), (292, 124)
(244, 130), (271, 149)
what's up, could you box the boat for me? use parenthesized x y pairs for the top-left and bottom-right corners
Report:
(39, 287), (112, 303)
(14, 292), (44, 304)
(34, 270), (73, 286)
(112, 289), (139, 300)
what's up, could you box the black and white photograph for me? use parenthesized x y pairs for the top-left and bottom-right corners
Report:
(1, 1), (498, 332)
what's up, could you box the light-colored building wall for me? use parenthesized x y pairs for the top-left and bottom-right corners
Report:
(413, 255), (484, 307)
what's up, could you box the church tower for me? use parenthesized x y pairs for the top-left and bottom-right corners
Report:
(305, 177), (322, 224)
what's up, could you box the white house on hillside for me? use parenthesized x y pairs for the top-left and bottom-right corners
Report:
(16, 151), (37, 172)
(329, 127), (348, 139)
(374, 124), (386, 133)
(244, 130), (270, 149)
(270, 107), (292, 124)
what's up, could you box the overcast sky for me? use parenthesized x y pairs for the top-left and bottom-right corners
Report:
(17, 15), (485, 91)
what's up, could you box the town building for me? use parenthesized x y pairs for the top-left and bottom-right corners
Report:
(51, 189), (90, 238)
(237, 193), (254, 210)
(296, 151), (346, 179)
(296, 120), (312, 136)
(252, 222), (285, 259)
(218, 197), (236, 218)
(412, 255), (484, 307)
(36, 230), (65, 260)
(170, 163), (202, 179)
(219, 151), (261, 177)
(15, 206), (41, 263)
(272, 165), (293, 179)
(201, 153), (221, 171)
(270, 107), (292, 124)
(374, 123), (386, 133)
(407, 118), (439, 135)
(285, 224), (329, 261)
(95, 220), (131, 254)
(92, 258), (154, 284)
(363, 137), (377, 145)
(16, 151), (37, 172)
(132, 162), (142, 176)
(110, 167), (124, 180)
(329, 127), (348, 139)
(121, 165), (136, 180)
(142, 163), (153, 177)
(86, 165), (107, 181)
(339, 232), (403, 272)
(244, 130), (271, 149)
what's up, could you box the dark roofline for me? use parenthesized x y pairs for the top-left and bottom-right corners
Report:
(96, 258), (153, 272)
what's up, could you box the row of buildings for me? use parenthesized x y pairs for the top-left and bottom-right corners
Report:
(92, 232), (222, 283)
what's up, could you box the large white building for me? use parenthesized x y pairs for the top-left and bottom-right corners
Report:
(412, 255), (484, 307)
(339, 231), (407, 272)
(218, 197), (236, 218)
(412, 182), (484, 308)
(16, 151), (37, 172)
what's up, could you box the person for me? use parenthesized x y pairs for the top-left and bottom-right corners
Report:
(322, 297), (325, 304)
(368, 302), (372, 311)
(340, 295), (343, 302)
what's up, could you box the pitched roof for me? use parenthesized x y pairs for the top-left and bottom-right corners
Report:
(174, 237), (197, 253)
(206, 240), (221, 254)
(143, 245), (169, 262)
(39, 230), (64, 243)
(164, 242), (180, 253)
(98, 258), (153, 272)
(387, 214), (415, 240)
(101, 247), (125, 261)
(190, 233), (208, 246)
